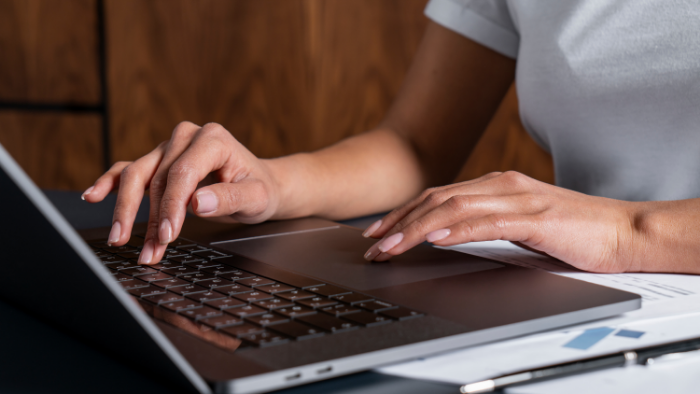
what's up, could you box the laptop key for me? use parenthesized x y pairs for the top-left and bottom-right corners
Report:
(297, 296), (338, 309)
(169, 255), (205, 264)
(199, 314), (243, 329)
(233, 291), (274, 303)
(149, 260), (180, 270)
(356, 300), (396, 312)
(117, 251), (141, 260)
(342, 311), (391, 327)
(105, 261), (139, 271)
(268, 321), (325, 340)
(177, 245), (210, 253)
(200, 265), (238, 275)
(256, 283), (295, 294)
(112, 273), (134, 282)
(320, 304), (361, 317)
(142, 292), (184, 304)
(196, 278), (236, 288)
(163, 250), (188, 260)
(168, 283), (209, 296)
(236, 277), (275, 287)
(102, 245), (137, 254)
(380, 307), (424, 321)
(193, 250), (230, 260)
(274, 305), (317, 318)
(186, 290), (227, 303)
(121, 266), (159, 277)
(225, 305), (267, 318)
(126, 237), (145, 249)
(277, 290), (315, 301)
(220, 322), (265, 337)
(161, 266), (200, 276)
(99, 255), (125, 264)
(160, 299), (202, 312)
(253, 297), (295, 310)
(205, 297), (246, 310)
(168, 238), (197, 248)
(331, 293), (374, 305)
(245, 312), (289, 326)
(216, 270), (256, 281)
(128, 285), (167, 298)
(137, 272), (173, 282)
(306, 285), (351, 297)
(179, 306), (222, 320)
(178, 272), (217, 282)
(240, 331), (289, 347)
(297, 313), (358, 333)
(214, 284), (252, 295)
(119, 279), (149, 290)
(152, 278), (191, 289)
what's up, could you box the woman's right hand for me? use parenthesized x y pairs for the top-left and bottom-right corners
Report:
(82, 121), (282, 265)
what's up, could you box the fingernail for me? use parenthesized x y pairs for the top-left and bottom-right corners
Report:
(139, 240), (154, 264)
(81, 186), (94, 201)
(362, 220), (382, 238)
(378, 232), (404, 253)
(374, 252), (392, 262)
(196, 192), (218, 214)
(159, 218), (173, 245)
(426, 229), (451, 243)
(364, 246), (381, 261)
(107, 221), (121, 246)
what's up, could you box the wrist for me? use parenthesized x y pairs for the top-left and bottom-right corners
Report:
(261, 153), (320, 220)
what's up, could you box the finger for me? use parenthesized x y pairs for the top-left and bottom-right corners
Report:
(365, 172), (503, 239)
(157, 127), (244, 248)
(191, 180), (269, 223)
(139, 121), (201, 264)
(107, 143), (167, 246)
(82, 161), (131, 203)
(366, 194), (544, 260)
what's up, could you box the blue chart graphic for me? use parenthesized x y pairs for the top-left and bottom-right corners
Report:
(564, 327), (616, 350)
(564, 327), (646, 350)
(615, 329), (645, 339)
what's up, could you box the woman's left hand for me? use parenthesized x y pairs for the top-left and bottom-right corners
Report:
(362, 171), (641, 273)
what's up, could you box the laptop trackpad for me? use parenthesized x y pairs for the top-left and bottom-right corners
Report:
(214, 226), (503, 291)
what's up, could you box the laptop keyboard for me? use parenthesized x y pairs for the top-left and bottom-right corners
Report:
(89, 235), (424, 350)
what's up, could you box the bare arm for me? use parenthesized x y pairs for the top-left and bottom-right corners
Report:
(267, 22), (516, 220)
(83, 21), (515, 265)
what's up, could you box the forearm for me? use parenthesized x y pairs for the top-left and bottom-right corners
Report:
(627, 199), (700, 274)
(264, 127), (426, 220)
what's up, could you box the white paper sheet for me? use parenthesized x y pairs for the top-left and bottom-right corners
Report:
(376, 240), (700, 386)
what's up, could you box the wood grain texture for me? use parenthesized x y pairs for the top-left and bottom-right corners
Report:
(0, 0), (100, 103)
(456, 85), (554, 184)
(0, 111), (103, 189)
(106, 0), (429, 162)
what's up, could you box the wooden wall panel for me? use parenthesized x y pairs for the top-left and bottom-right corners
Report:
(0, 0), (100, 103)
(0, 111), (103, 189)
(106, 0), (430, 162)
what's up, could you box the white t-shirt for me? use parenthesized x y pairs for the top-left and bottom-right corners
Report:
(425, 0), (700, 201)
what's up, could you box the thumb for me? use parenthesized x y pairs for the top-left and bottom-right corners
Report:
(191, 180), (270, 223)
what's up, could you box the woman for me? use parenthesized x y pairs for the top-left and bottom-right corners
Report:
(82, 0), (700, 274)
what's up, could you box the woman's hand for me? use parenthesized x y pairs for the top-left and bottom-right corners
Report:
(362, 171), (640, 273)
(82, 121), (281, 265)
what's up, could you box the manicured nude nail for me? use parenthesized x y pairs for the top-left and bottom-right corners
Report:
(364, 247), (381, 261)
(159, 218), (173, 245)
(81, 186), (94, 201)
(196, 192), (218, 214)
(377, 232), (404, 253)
(373, 252), (392, 262)
(426, 229), (451, 243)
(362, 220), (382, 238)
(139, 240), (154, 264)
(107, 221), (121, 246)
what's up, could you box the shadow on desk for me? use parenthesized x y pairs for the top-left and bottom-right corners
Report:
(0, 191), (457, 394)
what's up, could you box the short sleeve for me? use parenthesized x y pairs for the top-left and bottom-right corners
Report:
(424, 0), (520, 59)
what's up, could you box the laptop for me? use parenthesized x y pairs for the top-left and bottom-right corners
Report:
(0, 143), (641, 393)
